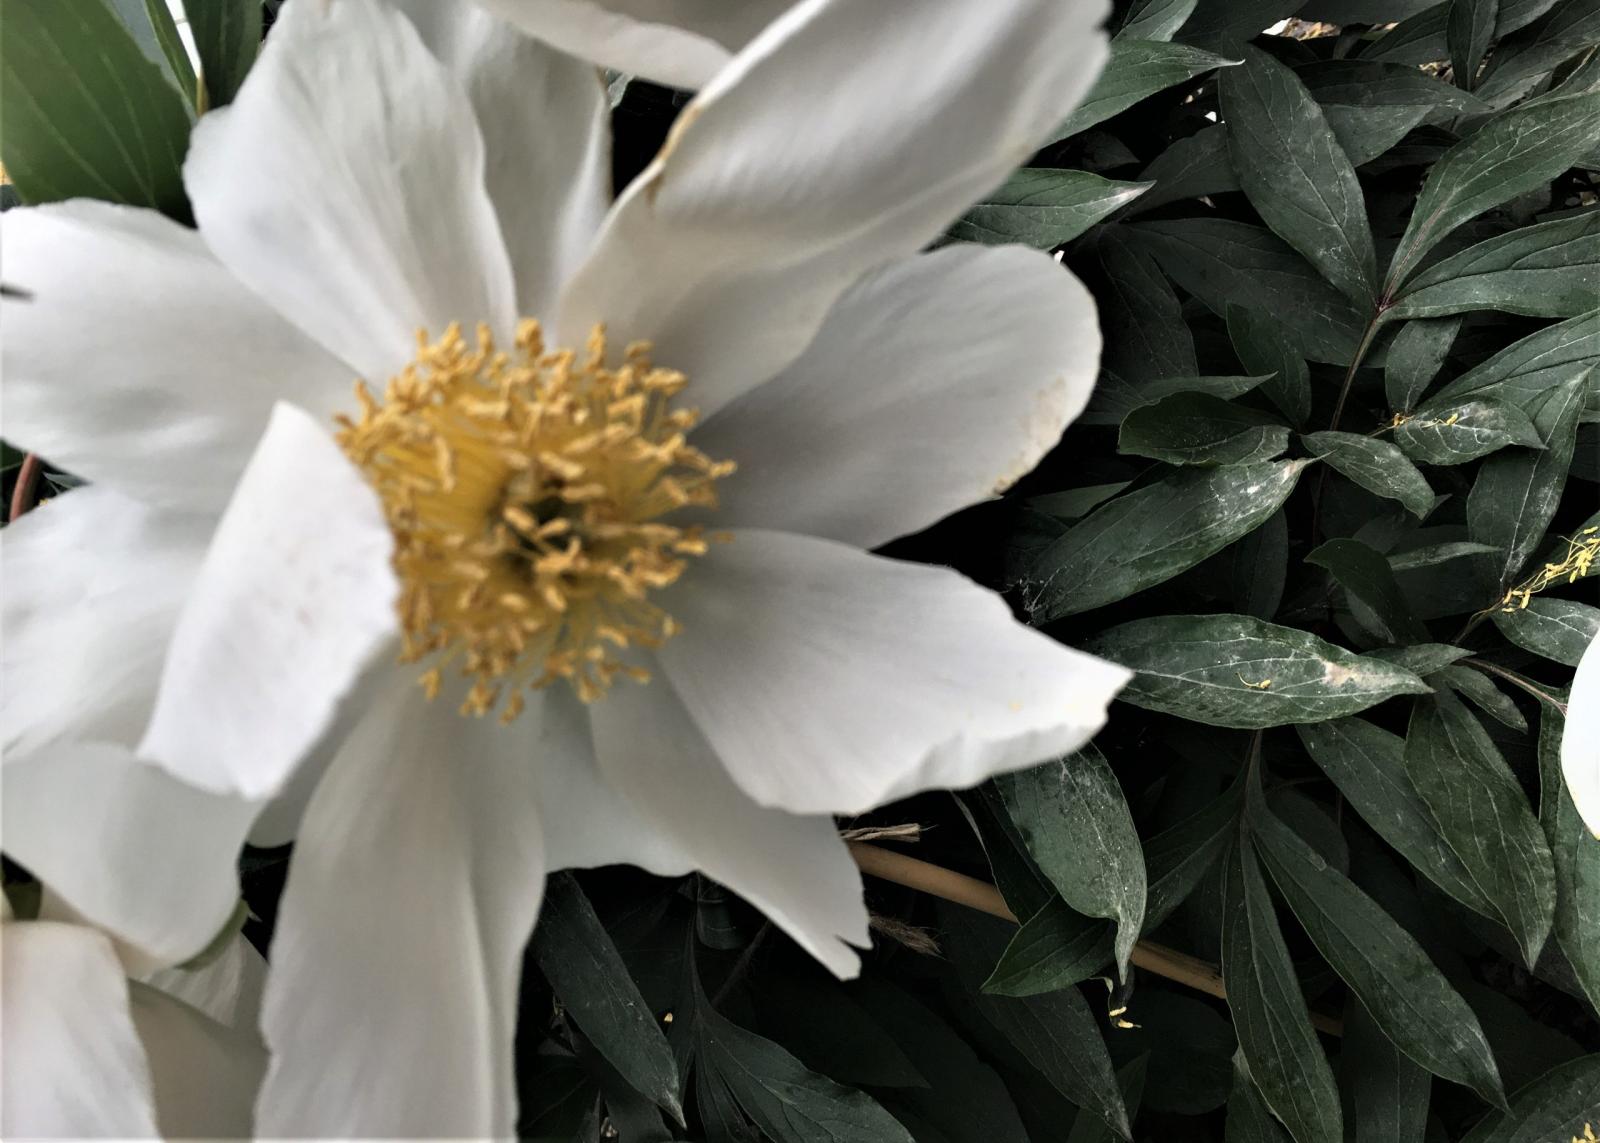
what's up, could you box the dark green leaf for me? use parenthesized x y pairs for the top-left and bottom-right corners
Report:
(1220, 844), (1343, 1143)
(1447, 0), (1498, 89)
(1216, 506), (1289, 621)
(1118, 0), (1199, 41)
(1479, 0), (1600, 105)
(1113, 994), (1233, 1115)
(1221, 47), (1377, 304)
(997, 746), (1147, 979)
(1493, 597), (1600, 665)
(1393, 397), (1545, 465)
(1341, 999), (1433, 1143)
(1384, 90), (1600, 291)
(1088, 614), (1431, 728)
(1360, 1), (1450, 62)
(1144, 780), (1247, 930)
(946, 169), (1151, 249)
(1306, 538), (1431, 643)
(1132, 125), (1238, 214)
(1225, 1052), (1292, 1143)
(1389, 211), (1600, 320)
(1251, 808), (1505, 1103)
(1068, 1056), (1149, 1143)
(1130, 218), (1369, 363)
(973, 989), (1131, 1139)
(1496, 0), (1568, 37)
(1119, 392), (1290, 466)
(856, 982), (1029, 1143)
(1538, 697), (1600, 1015)
(0, 0), (192, 215)
(1429, 309), (1600, 414)
(1367, 643), (1473, 672)
(1087, 373), (1273, 428)
(129, 0), (198, 108)
(697, 1004), (913, 1143)
(1467, 372), (1588, 590)
(1325, 104), (1434, 166)
(532, 874), (681, 1120)
(1436, 665), (1528, 731)
(983, 899), (1113, 997)
(1297, 718), (1500, 919)
(1026, 483), (1131, 521)
(1296, 59), (1490, 111)
(1181, 0), (1308, 49)
(1388, 541), (1499, 571)
(1022, 460), (1309, 619)
(190, 0), (262, 110)
(1094, 231), (1199, 389)
(1385, 316), (1463, 411)
(752, 974), (925, 1090)
(1405, 691), (1557, 966)
(985, 782), (1243, 997)
(958, 788), (1055, 920)
(1054, 40), (1238, 142)
(1302, 431), (1435, 518)
(1229, 304), (1311, 427)
(1457, 1055), (1600, 1143)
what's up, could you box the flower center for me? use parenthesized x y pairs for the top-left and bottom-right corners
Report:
(336, 320), (733, 720)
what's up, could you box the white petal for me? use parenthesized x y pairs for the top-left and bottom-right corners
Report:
(1, 488), (208, 759)
(4, 743), (259, 973)
(138, 403), (397, 800)
(0, 201), (353, 511)
(126, 981), (266, 1139)
(392, 0), (610, 317)
(254, 674), (543, 1139)
(513, 687), (867, 976)
(694, 245), (1101, 548)
(589, 681), (869, 976)
(139, 933), (267, 1034)
(472, 0), (793, 89)
(184, 0), (516, 382)
(1, 922), (160, 1139)
(1564, 633), (1600, 836)
(558, 0), (1110, 417)
(660, 530), (1132, 814)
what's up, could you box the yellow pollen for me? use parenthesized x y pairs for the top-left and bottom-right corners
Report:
(1491, 526), (1599, 614)
(336, 320), (734, 719)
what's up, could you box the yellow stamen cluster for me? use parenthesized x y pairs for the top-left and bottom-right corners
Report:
(1498, 526), (1599, 612)
(336, 320), (733, 719)
(1575, 1125), (1598, 1143)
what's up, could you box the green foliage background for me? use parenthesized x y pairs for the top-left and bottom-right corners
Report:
(3, 0), (1598, 1138)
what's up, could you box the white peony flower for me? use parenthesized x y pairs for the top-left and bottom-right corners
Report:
(1565, 632), (1600, 836)
(2, 0), (1123, 1133)
(1, 898), (264, 1139)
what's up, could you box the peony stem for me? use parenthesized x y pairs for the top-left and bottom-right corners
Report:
(847, 840), (1344, 1037)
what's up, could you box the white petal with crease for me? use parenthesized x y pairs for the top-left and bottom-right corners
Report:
(660, 530), (1131, 814)
(473, 0), (793, 89)
(4, 743), (259, 972)
(393, 0), (610, 317)
(1564, 633), (1600, 836)
(589, 679), (868, 976)
(1, 201), (352, 510)
(254, 674), (544, 1139)
(1, 922), (159, 1139)
(2, 487), (209, 759)
(138, 403), (397, 801)
(694, 245), (1101, 548)
(559, 0), (1110, 417)
(184, 0), (516, 382)
(127, 980), (266, 1139)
